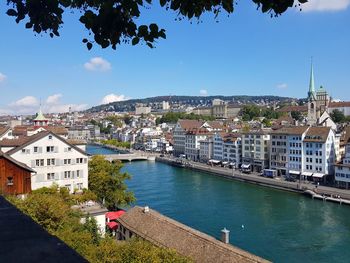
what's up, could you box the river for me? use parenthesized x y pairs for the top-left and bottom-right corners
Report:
(87, 145), (350, 263)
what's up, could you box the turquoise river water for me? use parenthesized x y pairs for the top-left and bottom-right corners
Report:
(87, 145), (350, 263)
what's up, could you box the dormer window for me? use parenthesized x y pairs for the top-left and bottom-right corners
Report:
(7, 177), (14, 186)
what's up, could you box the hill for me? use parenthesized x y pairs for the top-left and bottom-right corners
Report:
(86, 95), (296, 113)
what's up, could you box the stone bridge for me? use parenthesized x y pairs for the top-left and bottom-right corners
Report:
(101, 153), (157, 162)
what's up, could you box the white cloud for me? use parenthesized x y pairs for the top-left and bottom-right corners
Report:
(101, 93), (130, 104)
(0, 72), (7, 82)
(46, 93), (62, 105)
(200, 89), (208, 96)
(84, 57), (111, 71)
(276, 83), (288, 89)
(10, 96), (39, 107)
(6, 94), (88, 115)
(301, 0), (350, 12)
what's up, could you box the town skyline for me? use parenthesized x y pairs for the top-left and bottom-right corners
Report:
(1, 1), (350, 115)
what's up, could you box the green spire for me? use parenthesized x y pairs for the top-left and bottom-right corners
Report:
(308, 58), (316, 100)
(34, 105), (47, 121)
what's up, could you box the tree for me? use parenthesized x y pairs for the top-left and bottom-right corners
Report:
(330, 109), (346, 123)
(291, 110), (303, 121)
(88, 155), (135, 209)
(7, 185), (191, 263)
(5, 0), (308, 50)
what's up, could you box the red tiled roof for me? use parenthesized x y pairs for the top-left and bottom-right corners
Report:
(329, 101), (350, 108)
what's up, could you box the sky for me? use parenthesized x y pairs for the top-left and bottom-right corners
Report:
(0, 0), (350, 115)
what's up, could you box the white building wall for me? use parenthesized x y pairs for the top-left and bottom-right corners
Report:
(10, 134), (88, 193)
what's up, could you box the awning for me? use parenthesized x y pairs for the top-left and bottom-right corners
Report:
(241, 164), (251, 169)
(222, 161), (229, 165)
(289, 170), (300, 175)
(312, 173), (325, 178)
(106, 210), (125, 221)
(209, 159), (221, 164)
(106, 221), (119, 230)
(302, 172), (313, 177)
(229, 162), (236, 166)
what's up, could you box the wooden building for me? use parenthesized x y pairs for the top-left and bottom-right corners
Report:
(0, 151), (34, 195)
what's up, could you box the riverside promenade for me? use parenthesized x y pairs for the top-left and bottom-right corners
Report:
(157, 156), (350, 202)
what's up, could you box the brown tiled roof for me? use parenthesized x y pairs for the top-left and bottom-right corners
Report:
(5, 131), (88, 156)
(277, 105), (308, 113)
(0, 150), (35, 172)
(0, 136), (33, 147)
(12, 125), (34, 136)
(43, 126), (68, 135)
(207, 121), (224, 129)
(0, 126), (10, 137)
(117, 206), (268, 263)
(303, 127), (331, 142)
(178, 120), (204, 131)
(271, 126), (309, 135)
(66, 139), (87, 145)
(241, 129), (271, 135)
(329, 101), (350, 108)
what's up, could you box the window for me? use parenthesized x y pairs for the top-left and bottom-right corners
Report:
(48, 135), (53, 140)
(7, 177), (14, 186)
(46, 146), (54, 152)
(47, 173), (55, 180)
(76, 170), (81, 178)
(36, 159), (44, 166)
(64, 159), (71, 165)
(67, 147), (72, 152)
(47, 159), (55, 166)
(64, 171), (71, 179)
(76, 158), (84, 164)
(34, 147), (38, 153)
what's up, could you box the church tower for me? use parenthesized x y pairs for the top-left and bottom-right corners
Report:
(307, 61), (317, 125)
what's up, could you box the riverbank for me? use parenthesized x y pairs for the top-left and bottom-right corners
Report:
(156, 156), (350, 204)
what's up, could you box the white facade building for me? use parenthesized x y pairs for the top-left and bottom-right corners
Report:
(223, 135), (242, 167)
(335, 141), (350, 189)
(1, 131), (89, 193)
(242, 130), (271, 172)
(302, 127), (337, 182)
(199, 137), (213, 162)
(213, 132), (225, 161)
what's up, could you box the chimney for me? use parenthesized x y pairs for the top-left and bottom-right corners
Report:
(143, 206), (149, 213)
(221, 228), (230, 244)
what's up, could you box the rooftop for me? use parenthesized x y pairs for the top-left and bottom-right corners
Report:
(0, 196), (86, 263)
(117, 206), (268, 263)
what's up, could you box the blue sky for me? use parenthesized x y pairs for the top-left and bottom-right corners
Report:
(0, 0), (350, 114)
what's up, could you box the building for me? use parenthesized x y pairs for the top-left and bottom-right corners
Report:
(213, 132), (225, 161)
(270, 127), (309, 177)
(0, 126), (14, 141)
(334, 139), (350, 189)
(116, 206), (268, 263)
(0, 131), (89, 193)
(302, 127), (337, 182)
(241, 129), (271, 172)
(33, 107), (49, 127)
(0, 151), (34, 195)
(223, 134), (242, 167)
(328, 101), (350, 117)
(185, 128), (212, 161)
(307, 62), (331, 126)
(199, 137), (213, 162)
(173, 120), (204, 157)
(135, 105), (151, 115)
